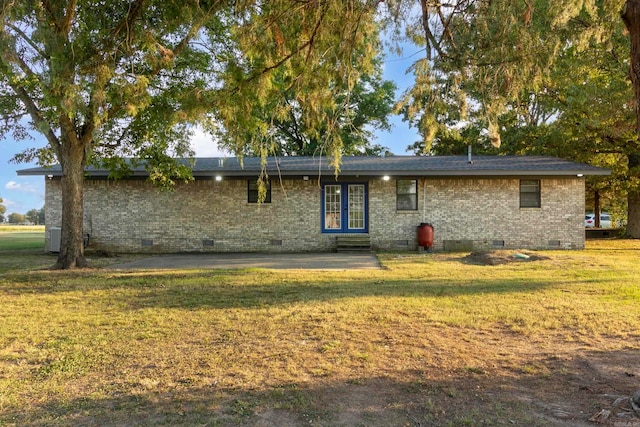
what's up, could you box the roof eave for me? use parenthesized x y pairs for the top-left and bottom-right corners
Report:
(194, 169), (611, 177)
(19, 169), (610, 178)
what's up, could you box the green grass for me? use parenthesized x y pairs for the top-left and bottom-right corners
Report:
(0, 228), (49, 272)
(1, 240), (639, 426)
(0, 229), (45, 251)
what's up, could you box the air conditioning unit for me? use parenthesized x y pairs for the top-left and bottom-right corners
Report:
(49, 227), (61, 252)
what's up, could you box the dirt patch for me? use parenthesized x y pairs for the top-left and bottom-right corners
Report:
(241, 345), (640, 427)
(463, 250), (551, 265)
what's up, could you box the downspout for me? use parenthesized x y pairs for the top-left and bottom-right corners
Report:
(422, 178), (427, 223)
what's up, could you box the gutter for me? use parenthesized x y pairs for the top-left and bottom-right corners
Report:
(17, 168), (610, 178)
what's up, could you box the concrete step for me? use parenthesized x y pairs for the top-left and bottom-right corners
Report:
(336, 235), (371, 252)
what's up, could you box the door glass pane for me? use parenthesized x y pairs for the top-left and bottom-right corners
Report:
(325, 185), (341, 230)
(348, 185), (365, 230)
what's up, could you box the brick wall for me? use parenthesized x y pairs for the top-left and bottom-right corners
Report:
(43, 176), (585, 252)
(369, 177), (585, 251)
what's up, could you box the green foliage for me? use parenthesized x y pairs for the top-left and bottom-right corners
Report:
(394, 0), (629, 152)
(543, 29), (634, 213)
(0, 197), (5, 222)
(219, 55), (397, 157)
(0, 1), (381, 266)
(24, 208), (39, 225)
(395, 0), (634, 218)
(1, 0), (380, 175)
(7, 212), (25, 224)
(212, 1), (381, 163)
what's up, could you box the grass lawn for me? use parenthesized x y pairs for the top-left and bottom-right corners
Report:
(0, 239), (639, 426)
(0, 225), (45, 251)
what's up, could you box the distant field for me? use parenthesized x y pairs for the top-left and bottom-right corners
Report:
(0, 224), (45, 232)
(0, 226), (45, 251)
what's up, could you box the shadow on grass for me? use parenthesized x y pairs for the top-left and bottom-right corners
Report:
(0, 250), (57, 274)
(4, 347), (639, 427)
(126, 277), (588, 311)
(0, 265), (598, 310)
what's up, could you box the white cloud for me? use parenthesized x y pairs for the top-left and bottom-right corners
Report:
(5, 180), (38, 193)
(1, 198), (17, 208)
(190, 127), (230, 157)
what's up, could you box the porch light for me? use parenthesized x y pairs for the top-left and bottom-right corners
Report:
(215, 175), (222, 181)
(382, 175), (390, 181)
(577, 174), (584, 177)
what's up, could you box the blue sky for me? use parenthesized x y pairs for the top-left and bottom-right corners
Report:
(0, 46), (421, 217)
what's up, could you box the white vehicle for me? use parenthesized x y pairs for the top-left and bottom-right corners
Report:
(585, 213), (613, 228)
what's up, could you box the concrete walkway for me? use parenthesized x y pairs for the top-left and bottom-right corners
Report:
(107, 252), (380, 270)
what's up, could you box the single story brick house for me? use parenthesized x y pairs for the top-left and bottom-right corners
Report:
(18, 155), (609, 253)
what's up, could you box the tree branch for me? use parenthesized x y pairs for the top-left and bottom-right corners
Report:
(233, 38), (314, 93)
(10, 83), (61, 155)
(61, 0), (76, 36)
(6, 23), (47, 58)
(40, 0), (63, 33)
(420, 0), (447, 60)
(3, 47), (41, 82)
(103, 5), (215, 123)
(0, 36), (60, 152)
(111, 0), (145, 46)
(228, 1), (331, 93)
(304, 3), (326, 64)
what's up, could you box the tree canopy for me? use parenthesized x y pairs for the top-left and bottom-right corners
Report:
(7, 212), (25, 224)
(393, 0), (625, 150)
(220, 57), (397, 157)
(24, 207), (44, 225)
(0, 197), (6, 223)
(391, 0), (640, 236)
(0, 0), (382, 268)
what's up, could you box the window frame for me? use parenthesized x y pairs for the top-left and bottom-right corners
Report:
(247, 179), (271, 203)
(396, 179), (418, 211)
(519, 179), (541, 208)
(321, 182), (368, 233)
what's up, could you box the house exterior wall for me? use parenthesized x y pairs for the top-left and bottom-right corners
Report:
(369, 177), (584, 251)
(422, 177), (584, 250)
(46, 177), (331, 252)
(43, 175), (585, 253)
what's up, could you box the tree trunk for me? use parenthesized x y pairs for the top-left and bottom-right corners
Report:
(622, 0), (640, 238)
(55, 141), (88, 269)
(628, 154), (640, 237)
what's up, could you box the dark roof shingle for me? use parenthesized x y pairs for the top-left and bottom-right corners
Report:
(17, 155), (610, 177)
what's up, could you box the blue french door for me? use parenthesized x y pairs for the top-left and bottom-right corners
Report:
(322, 183), (368, 233)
